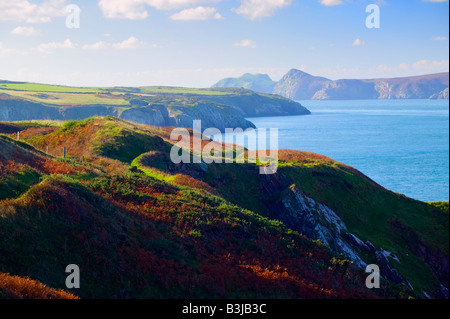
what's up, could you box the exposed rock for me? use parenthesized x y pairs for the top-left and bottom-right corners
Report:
(344, 233), (371, 251)
(391, 218), (449, 289)
(375, 251), (404, 284)
(430, 87), (449, 99)
(280, 184), (367, 268)
(120, 107), (166, 126)
(365, 240), (377, 252)
(379, 249), (400, 263)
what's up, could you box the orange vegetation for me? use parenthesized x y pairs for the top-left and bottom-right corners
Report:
(0, 272), (79, 299)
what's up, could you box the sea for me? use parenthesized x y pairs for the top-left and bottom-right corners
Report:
(223, 99), (449, 202)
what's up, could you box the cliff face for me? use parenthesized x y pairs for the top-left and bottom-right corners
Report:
(273, 69), (331, 100)
(0, 99), (63, 121)
(204, 90), (310, 117)
(214, 69), (450, 100)
(280, 184), (367, 269)
(0, 90), (309, 131)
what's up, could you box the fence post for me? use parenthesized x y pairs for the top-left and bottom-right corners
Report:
(17, 131), (20, 141)
(63, 147), (66, 159)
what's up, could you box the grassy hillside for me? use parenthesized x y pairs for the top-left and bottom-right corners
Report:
(0, 117), (376, 299)
(0, 116), (447, 299)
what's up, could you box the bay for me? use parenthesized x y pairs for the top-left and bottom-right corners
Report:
(224, 99), (449, 202)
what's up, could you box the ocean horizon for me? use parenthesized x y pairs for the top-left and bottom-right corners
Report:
(224, 99), (449, 202)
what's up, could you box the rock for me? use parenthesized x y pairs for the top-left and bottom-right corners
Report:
(375, 251), (404, 284)
(365, 240), (377, 252)
(344, 233), (371, 251)
(380, 249), (400, 263)
(280, 184), (367, 268)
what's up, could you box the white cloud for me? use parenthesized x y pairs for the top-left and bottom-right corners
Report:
(234, 0), (292, 20)
(233, 39), (257, 48)
(112, 36), (145, 50)
(81, 38), (161, 50)
(432, 36), (448, 40)
(352, 38), (365, 46)
(374, 59), (449, 76)
(98, 0), (220, 20)
(0, 0), (68, 23)
(170, 6), (222, 20)
(36, 38), (77, 54)
(82, 41), (110, 50)
(318, 0), (344, 6)
(11, 26), (41, 36)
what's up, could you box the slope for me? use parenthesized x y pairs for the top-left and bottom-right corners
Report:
(0, 117), (375, 299)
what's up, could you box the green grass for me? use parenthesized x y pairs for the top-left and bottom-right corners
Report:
(92, 122), (170, 163)
(138, 86), (234, 95)
(428, 201), (449, 214)
(0, 89), (129, 106)
(277, 162), (448, 295)
(0, 82), (101, 93)
(1, 116), (447, 299)
(0, 167), (41, 200)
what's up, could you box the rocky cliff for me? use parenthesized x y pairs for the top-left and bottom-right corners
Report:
(213, 69), (450, 100)
(0, 86), (309, 131)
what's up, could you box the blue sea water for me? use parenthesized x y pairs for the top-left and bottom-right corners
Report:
(227, 99), (449, 202)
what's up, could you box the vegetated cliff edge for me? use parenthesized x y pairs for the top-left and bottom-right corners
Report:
(213, 69), (450, 100)
(0, 117), (448, 299)
(0, 84), (310, 131)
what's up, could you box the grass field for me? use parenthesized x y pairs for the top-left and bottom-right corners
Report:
(0, 81), (101, 93)
(0, 88), (130, 106)
(138, 86), (234, 95)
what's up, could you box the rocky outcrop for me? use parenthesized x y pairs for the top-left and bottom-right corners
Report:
(280, 184), (367, 268)
(430, 87), (449, 99)
(375, 250), (404, 284)
(391, 218), (449, 290)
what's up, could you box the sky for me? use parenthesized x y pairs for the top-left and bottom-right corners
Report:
(0, 0), (449, 87)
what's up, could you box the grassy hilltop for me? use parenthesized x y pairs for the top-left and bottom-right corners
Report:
(0, 116), (448, 299)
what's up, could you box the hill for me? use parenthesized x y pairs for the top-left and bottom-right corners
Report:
(213, 69), (450, 100)
(0, 116), (448, 299)
(0, 82), (310, 131)
(212, 73), (277, 94)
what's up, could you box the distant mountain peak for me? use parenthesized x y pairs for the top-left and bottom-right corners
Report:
(212, 73), (277, 94)
(213, 69), (449, 100)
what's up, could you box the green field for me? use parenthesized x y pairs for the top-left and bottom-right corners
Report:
(0, 88), (130, 106)
(0, 81), (102, 93)
(138, 86), (235, 95)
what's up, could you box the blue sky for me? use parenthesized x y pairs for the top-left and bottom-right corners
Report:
(0, 0), (448, 87)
